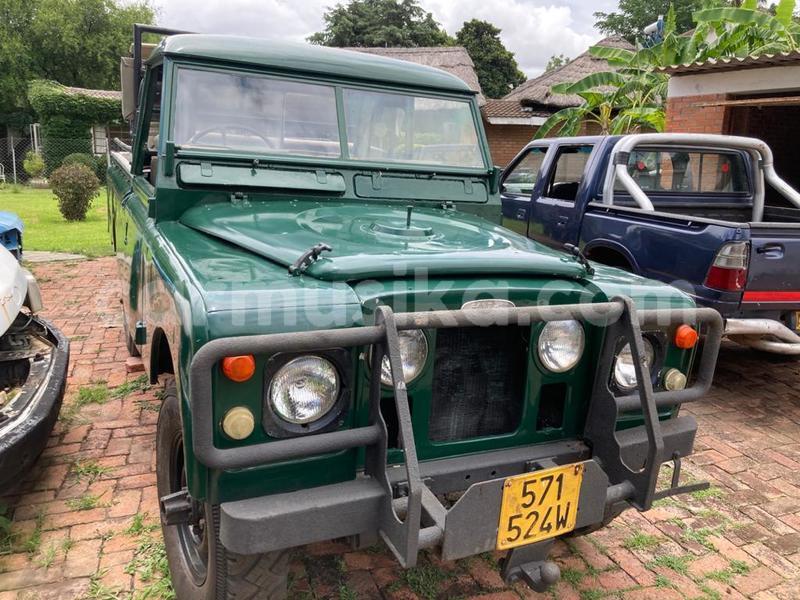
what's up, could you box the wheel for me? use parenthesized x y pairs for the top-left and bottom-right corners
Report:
(157, 379), (289, 600)
(122, 316), (140, 357)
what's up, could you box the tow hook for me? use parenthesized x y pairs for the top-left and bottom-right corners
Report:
(160, 488), (200, 526)
(500, 539), (561, 592)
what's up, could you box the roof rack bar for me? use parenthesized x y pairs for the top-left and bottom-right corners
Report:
(132, 23), (192, 116)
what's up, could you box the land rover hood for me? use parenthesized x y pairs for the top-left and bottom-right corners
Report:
(180, 200), (586, 282)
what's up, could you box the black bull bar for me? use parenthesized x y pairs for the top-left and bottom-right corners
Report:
(188, 297), (723, 570)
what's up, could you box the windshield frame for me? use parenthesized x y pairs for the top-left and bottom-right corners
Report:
(165, 59), (491, 174)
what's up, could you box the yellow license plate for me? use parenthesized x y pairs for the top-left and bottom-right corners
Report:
(496, 463), (584, 550)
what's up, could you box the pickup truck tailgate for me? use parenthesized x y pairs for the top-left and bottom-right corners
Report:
(745, 224), (800, 303)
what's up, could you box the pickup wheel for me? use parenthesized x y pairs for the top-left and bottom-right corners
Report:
(157, 378), (289, 599)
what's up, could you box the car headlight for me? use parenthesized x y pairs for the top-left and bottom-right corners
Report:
(377, 329), (428, 386)
(538, 320), (585, 373)
(269, 356), (339, 424)
(613, 339), (655, 390)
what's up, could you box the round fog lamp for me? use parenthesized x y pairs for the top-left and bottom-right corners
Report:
(538, 320), (585, 373)
(377, 329), (428, 386)
(222, 406), (255, 440)
(269, 356), (339, 424)
(664, 368), (687, 391)
(613, 339), (655, 390)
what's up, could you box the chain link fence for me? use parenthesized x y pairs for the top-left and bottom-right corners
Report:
(0, 136), (115, 186)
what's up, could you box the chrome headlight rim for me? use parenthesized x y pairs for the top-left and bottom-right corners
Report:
(537, 320), (585, 373)
(370, 328), (429, 388)
(263, 350), (351, 438)
(611, 335), (660, 392)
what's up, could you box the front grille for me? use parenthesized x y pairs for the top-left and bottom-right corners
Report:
(428, 326), (528, 442)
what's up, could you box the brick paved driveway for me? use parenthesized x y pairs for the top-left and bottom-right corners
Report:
(0, 257), (798, 599)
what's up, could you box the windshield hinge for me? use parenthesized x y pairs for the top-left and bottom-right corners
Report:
(230, 191), (249, 206)
(289, 243), (333, 276)
(316, 170), (328, 184)
(371, 172), (382, 190)
(200, 162), (213, 177)
(464, 179), (473, 195)
(440, 200), (455, 211)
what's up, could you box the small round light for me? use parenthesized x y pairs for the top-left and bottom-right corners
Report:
(269, 356), (339, 424)
(378, 329), (428, 386)
(221, 355), (256, 382)
(674, 325), (699, 349)
(538, 320), (585, 373)
(221, 406), (255, 440)
(613, 339), (655, 390)
(664, 368), (687, 391)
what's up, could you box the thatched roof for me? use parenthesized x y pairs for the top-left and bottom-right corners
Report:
(348, 47), (485, 104)
(62, 86), (122, 101)
(501, 36), (633, 111)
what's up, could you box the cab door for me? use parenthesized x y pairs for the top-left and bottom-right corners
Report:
(500, 146), (548, 236)
(530, 144), (594, 246)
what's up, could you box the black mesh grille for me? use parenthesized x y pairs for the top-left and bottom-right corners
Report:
(428, 326), (528, 442)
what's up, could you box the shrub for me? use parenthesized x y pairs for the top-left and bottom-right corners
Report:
(22, 151), (45, 179)
(49, 164), (100, 221)
(62, 152), (107, 182)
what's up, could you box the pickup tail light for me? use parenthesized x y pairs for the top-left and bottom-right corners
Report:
(704, 241), (749, 292)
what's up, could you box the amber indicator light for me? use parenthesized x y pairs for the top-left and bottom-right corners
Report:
(221, 355), (256, 382)
(674, 325), (699, 349)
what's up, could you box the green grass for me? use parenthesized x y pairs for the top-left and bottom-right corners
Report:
(648, 554), (692, 575)
(0, 185), (111, 257)
(622, 532), (663, 551)
(60, 382), (111, 425)
(691, 486), (725, 501)
(66, 494), (108, 511)
(69, 460), (112, 484)
(124, 535), (175, 600)
(401, 562), (450, 600)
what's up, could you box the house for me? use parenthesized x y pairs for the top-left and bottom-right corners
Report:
(482, 36), (635, 165)
(59, 86), (126, 153)
(663, 51), (800, 198)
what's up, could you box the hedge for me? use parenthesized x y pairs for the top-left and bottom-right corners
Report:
(27, 80), (122, 174)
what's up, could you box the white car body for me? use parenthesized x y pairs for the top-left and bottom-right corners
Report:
(0, 246), (42, 337)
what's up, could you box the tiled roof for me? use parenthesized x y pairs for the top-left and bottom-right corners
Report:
(481, 99), (550, 119)
(662, 51), (800, 75)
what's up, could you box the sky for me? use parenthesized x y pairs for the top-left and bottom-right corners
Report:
(152, 0), (619, 78)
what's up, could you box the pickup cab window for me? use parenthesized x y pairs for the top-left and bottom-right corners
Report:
(615, 149), (749, 194)
(544, 145), (593, 202)
(503, 148), (547, 196)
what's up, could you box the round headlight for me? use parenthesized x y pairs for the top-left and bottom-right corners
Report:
(377, 329), (428, 386)
(269, 356), (339, 424)
(613, 339), (655, 391)
(538, 320), (585, 373)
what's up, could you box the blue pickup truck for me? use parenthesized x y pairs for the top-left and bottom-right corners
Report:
(501, 133), (800, 355)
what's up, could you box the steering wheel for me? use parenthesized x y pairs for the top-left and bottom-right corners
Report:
(187, 125), (275, 149)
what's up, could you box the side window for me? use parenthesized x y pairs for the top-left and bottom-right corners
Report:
(544, 145), (593, 202)
(503, 148), (547, 197)
(616, 149), (749, 194)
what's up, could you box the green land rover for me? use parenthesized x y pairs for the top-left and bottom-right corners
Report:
(109, 26), (723, 599)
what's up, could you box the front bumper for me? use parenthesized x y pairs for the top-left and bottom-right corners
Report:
(0, 317), (69, 488)
(186, 297), (722, 583)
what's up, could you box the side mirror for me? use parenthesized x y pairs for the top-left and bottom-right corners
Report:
(489, 166), (503, 194)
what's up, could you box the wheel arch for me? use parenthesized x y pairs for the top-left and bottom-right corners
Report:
(150, 326), (176, 385)
(583, 240), (639, 274)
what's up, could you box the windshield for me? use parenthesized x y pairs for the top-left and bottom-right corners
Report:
(172, 67), (485, 169)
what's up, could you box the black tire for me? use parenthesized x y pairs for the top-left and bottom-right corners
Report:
(157, 379), (289, 600)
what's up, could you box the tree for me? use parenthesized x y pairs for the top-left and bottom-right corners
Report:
(0, 0), (154, 120)
(594, 0), (714, 42)
(541, 0), (800, 138)
(308, 0), (452, 47)
(455, 20), (526, 98)
(544, 54), (571, 72)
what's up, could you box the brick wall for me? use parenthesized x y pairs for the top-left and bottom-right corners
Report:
(665, 94), (731, 134)
(483, 123), (538, 166)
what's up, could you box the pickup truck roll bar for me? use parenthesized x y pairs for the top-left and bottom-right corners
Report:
(603, 133), (800, 222)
